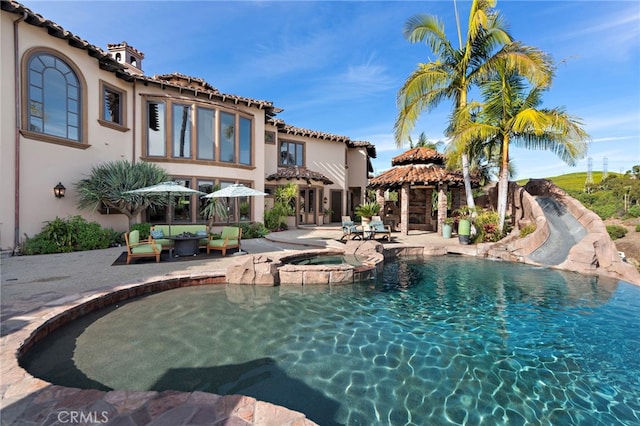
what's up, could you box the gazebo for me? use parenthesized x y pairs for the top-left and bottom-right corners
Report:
(368, 147), (479, 235)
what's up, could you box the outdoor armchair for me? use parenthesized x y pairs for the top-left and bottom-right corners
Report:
(369, 220), (392, 241)
(341, 216), (363, 241)
(124, 230), (162, 264)
(207, 226), (242, 256)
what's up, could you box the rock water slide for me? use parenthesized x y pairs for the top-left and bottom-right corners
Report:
(528, 196), (588, 266)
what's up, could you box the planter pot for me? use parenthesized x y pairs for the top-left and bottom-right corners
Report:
(458, 234), (471, 245)
(284, 216), (296, 229)
(324, 215), (331, 224)
(442, 223), (453, 239)
(361, 217), (371, 226)
(458, 219), (471, 236)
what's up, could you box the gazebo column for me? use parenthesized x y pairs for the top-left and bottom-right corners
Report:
(400, 184), (409, 235)
(376, 189), (385, 219)
(425, 189), (433, 230)
(437, 183), (448, 235)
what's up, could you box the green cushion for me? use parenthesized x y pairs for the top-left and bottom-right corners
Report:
(154, 238), (171, 247)
(208, 238), (238, 248)
(129, 230), (139, 245)
(221, 227), (240, 239)
(131, 243), (160, 254)
(152, 224), (207, 236)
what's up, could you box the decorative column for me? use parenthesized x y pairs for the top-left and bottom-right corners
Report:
(437, 183), (448, 235)
(425, 189), (433, 230)
(400, 184), (409, 235)
(376, 189), (385, 219)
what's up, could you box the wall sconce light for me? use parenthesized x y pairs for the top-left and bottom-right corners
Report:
(53, 182), (66, 198)
(323, 197), (328, 204)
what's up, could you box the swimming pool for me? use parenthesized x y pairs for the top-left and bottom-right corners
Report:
(21, 257), (640, 425)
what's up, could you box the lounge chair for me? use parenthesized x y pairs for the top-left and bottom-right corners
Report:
(124, 230), (162, 264)
(207, 226), (242, 256)
(341, 216), (363, 240)
(369, 220), (392, 241)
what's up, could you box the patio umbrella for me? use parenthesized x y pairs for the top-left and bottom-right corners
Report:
(203, 184), (267, 255)
(125, 181), (205, 236)
(203, 183), (267, 225)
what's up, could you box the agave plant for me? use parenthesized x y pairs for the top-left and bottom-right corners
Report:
(354, 201), (381, 219)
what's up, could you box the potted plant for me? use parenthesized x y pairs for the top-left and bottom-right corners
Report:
(323, 208), (333, 224)
(354, 202), (381, 225)
(442, 217), (455, 239)
(239, 201), (250, 220)
(454, 206), (474, 244)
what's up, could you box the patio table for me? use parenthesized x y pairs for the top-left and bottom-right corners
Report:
(166, 235), (202, 257)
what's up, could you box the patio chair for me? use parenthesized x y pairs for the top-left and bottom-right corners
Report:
(341, 216), (363, 241)
(369, 220), (392, 241)
(207, 226), (242, 256)
(124, 230), (162, 264)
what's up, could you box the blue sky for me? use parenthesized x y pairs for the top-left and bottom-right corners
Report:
(22, 0), (640, 179)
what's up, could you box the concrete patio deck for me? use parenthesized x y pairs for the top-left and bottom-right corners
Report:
(0, 225), (472, 425)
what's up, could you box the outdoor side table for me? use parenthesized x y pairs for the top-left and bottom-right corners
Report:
(166, 235), (201, 257)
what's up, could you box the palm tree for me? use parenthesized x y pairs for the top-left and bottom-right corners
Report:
(75, 160), (169, 228)
(454, 62), (589, 232)
(407, 131), (444, 151)
(395, 0), (551, 210)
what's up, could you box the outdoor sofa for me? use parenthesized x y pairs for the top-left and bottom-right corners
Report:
(149, 224), (209, 250)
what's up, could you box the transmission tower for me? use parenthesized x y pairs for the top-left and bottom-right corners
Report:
(585, 157), (594, 191)
(602, 157), (608, 181)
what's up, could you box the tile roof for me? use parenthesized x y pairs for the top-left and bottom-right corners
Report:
(368, 164), (475, 189)
(268, 119), (376, 158)
(266, 167), (334, 185)
(392, 147), (445, 166)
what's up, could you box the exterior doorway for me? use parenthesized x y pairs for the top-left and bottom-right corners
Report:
(330, 190), (342, 222)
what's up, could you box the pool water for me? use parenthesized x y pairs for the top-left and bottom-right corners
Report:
(283, 253), (362, 266)
(22, 257), (640, 425)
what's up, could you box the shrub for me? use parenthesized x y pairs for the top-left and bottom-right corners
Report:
(606, 225), (627, 240)
(473, 210), (505, 243)
(238, 222), (269, 239)
(636, 223), (640, 232)
(21, 215), (114, 255)
(627, 204), (640, 218)
(519, 223), (537, 238)
(264, 202), (291, 231)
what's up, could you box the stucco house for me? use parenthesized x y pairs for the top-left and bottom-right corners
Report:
(0, 0), (375, 253)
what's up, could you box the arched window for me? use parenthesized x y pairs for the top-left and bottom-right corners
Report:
(27, 52), (81, 141)
(115, 52), (122, 62)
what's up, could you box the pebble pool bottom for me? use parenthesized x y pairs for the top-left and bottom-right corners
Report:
(22, 257), (640, 425)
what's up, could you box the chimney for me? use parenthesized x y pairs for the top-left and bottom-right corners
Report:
(107, 41), (144, 74)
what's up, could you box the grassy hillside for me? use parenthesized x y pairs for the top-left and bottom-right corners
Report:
(516, 172), (615, 192)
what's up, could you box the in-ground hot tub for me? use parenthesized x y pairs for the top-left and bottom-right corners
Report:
(225, 243), (385, 286)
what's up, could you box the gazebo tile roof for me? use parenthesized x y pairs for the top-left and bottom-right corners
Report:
(369, 164), (471, 188)
(266, 166), (334, 185)
(392, 147), (445, 166)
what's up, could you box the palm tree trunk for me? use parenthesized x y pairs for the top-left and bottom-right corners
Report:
(461, 153), (476, 210)
(497, 134), (510, 233)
